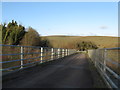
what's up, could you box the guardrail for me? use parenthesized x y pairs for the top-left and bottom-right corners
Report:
(1, 44), (77, 76)
(88, 48), (120, 89)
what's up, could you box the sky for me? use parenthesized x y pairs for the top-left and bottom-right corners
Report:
(2, 2), (118, 36)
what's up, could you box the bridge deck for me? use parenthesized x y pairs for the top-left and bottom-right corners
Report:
(3, 53), (94, 88)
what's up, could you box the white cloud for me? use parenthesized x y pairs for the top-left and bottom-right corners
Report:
(100, 26), (108, 29)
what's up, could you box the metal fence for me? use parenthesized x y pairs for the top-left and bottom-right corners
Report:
(0, 44), (76, 76)
(88, 48), (120, 88)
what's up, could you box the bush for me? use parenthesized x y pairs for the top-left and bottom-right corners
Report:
(2, 20), (25, 45)
(20, 27), (41, 46)
(76, 41), (98, 51)
(40, 39), (52, 47)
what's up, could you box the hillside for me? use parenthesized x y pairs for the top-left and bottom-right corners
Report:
(41, 35), (119, 49)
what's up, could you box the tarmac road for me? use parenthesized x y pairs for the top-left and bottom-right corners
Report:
(3, 53), (93, 88)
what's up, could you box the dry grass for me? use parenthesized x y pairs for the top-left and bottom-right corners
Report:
(2, 46), (65, 73)
(2, 36), (119, 75)
(106, 50), (120, 74)
(41, 36), (119, 49)
(2, 46), (49, 72)
(88, 49), (120, 75)
(2, 46), (21, 69)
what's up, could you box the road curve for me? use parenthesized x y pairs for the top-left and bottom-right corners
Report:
(3, 53), (93, 88)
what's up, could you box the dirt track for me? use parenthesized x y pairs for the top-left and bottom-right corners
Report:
(3, 53), (94, 88)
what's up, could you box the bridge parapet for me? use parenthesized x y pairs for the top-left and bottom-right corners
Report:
(0, 44), (77, 76)
(88, 48), (120, 89)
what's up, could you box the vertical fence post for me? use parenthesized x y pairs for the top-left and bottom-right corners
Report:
(51, 48), (54, 60)
(66, 49), (68, 56)
(104, 49), (107, 72)
(62, 49), (64, 57)
(58, 48), (60, 59)
(66, 49), (67, 56)
(20, 46), (23, 69)
(64, 49), (65, 56)
(41, 47), (43, 63)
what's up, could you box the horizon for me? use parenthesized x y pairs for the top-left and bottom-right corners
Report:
(2, 2), (118, 37)
(41, 35), (119, 37)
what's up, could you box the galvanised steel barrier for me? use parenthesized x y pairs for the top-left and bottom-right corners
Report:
(0, 44), (76, 76)
(88, 48), (120, 89)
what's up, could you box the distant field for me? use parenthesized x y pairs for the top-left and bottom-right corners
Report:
(42, 35), (120, 75)
(41, 35), (119, 49)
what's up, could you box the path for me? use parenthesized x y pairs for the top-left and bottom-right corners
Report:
(3, 53), (93, 88)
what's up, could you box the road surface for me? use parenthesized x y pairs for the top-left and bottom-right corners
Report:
(3, 53), (94, 88)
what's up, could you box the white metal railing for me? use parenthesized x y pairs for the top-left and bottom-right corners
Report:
(88, 48), (120, 89)
(1, 44), (76, 75)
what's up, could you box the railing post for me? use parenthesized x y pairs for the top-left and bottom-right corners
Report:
(51, 48), (54, 60)
(41, 47), (43, 63)
(67, 49), (68, 56)
(20, 46), (23, 69)
(58, 48), (60, 59)
(66, 49), (68, 56)
(62, 49), (64, 57)
(65, 49), (66, 56)
(104, 49), (107, 72)
(64, 49), (65, 56)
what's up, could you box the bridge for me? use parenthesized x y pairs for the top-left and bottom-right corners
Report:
(1, 45), (120, 89)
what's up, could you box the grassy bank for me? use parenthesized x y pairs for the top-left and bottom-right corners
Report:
(41, 36), (119, 49)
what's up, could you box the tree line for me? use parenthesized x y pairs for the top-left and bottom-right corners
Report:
(0, 20), (98, 50)
(0, 20), (51, 47)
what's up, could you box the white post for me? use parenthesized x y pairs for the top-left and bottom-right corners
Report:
(58, 48), (60, 59)
(104, 49), (107, 72)
(20, 46), (23, 68)
(62, 49), (64, 57)
(41, 47), (43, 63)
(51, 48), (54, 60)
(66, 49), (68, 56)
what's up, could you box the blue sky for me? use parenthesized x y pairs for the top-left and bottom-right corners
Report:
(2, 2), (118, 36)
